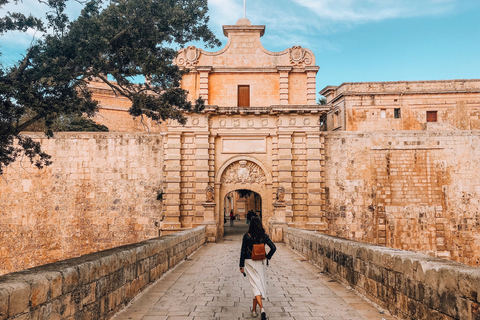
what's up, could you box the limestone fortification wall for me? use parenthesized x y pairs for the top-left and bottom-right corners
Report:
(0, 227), (205, 320)
(284, 228), (480, 320)
(324, 131), (480, 266)
(0, 133), (164, 275)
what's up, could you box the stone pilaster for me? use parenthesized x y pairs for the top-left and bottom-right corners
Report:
(277, 67), (292, 105)
(305, 133), (327, 231)
(276, 131), (294, 222)
(194, 132), (210, 225)
(305, 66), (319, 105)
(197, 67), (212, 104)
(162, 133), (182, 230)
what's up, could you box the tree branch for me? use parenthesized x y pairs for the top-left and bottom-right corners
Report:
(97, 73), (133, 99)
(9, 47), (34, 80)
(15, 113), (43, 133)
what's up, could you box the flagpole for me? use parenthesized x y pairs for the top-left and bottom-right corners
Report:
(244, 0), (246, 18)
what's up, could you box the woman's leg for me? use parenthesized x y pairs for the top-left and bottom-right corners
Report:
(255, 295), (262, 310)
(252, 297), (257, 312)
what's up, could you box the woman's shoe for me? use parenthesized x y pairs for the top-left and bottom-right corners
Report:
(251, 308), (257, 318)
(261, 311), (267, 320)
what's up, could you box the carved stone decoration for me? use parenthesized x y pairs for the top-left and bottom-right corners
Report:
(276, 186), (285, 202)
(303, 118), (310, 126)
(289, 46), (312, 67)
(220, 119), (226, 127)
(289, 118), (296, 125)
(220, 160), (266, 185)
(206, 186), (214, 202)
(261, 118), (268, 127)
(176, 46), (201, 67)
(247, 119), (254, 127)
(192, 117), (199, 126)
(233, 119), (241, 127)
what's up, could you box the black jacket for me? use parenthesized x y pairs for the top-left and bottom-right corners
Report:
(239, 233), (276, 268)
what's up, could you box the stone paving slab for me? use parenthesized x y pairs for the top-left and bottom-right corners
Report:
(113, 224), (396, 320)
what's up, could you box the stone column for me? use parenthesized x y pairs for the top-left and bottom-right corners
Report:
(305, 66), (319, 105)
(161, 132), (182, 233)
(277, 67), (292, 105)
(197, 67), (212, 104)
(305, 132), (327, 231)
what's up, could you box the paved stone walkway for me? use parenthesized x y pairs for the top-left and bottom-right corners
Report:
(113, 223), (395, 320)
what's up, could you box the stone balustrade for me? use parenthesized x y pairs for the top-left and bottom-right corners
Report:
(0, 227), (205, 319)
(284, 227), (480, 320)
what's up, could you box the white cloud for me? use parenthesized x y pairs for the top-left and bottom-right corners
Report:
(291, 0), (458, 22)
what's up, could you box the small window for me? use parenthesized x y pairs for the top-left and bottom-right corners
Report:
(394, 108), (401, 119)
(238, 85), (250, 107)
(381, 109), (386, 118)
(426, 111), (437, 122)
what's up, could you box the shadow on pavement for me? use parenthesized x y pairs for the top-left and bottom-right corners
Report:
(223, 220), (249, 240)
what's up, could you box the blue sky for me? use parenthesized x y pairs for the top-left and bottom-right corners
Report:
(1, 0), (479, 94)
(207, 0), (480, 91)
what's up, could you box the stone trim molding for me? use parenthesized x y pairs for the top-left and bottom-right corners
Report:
(284, 227), (480, 320)
(0, 227), (206, 319)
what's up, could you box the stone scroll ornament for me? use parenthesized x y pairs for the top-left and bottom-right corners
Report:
(206, 186), (214, 202)
(220, 160), (266, 185)
(176, 46), (201, 67)
(289, 46), (312, 67)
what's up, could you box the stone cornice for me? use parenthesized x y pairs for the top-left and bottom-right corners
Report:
(320, 79), (480, 104)
(201, 105), (329, 115)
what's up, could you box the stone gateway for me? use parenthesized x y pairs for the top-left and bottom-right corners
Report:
(1, 18), (480, 276)
(160, 18), (328, 241)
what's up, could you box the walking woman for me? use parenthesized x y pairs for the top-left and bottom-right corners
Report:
(239, 216), (276, 319)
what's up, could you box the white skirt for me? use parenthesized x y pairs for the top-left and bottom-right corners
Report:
(244, 259), (267, 298)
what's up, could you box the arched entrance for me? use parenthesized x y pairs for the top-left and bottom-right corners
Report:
(224, 189), (262, 228)
(215, 156), (273, 237)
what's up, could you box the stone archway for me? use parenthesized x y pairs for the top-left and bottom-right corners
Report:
(215, 156), (273, 237)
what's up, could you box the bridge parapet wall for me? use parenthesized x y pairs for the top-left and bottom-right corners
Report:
(0, 227), (205, 319)
(284, 227), (480, 320)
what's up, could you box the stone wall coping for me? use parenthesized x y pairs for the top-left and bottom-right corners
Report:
(18, 132), (163, 139)
(0, 227), (206, 319)
(284, 227), (480, 320)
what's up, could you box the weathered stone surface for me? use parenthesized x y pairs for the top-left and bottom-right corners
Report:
(0, 227), (205, 320)
(325, 131), (480, 267)
(285, 227), (480, 320)
(0, 133), (164, 276)
(320, 79), (480, 131)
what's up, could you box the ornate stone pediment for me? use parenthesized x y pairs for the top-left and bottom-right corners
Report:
(289, 46), (313, 67)
(176, 46), (201, 67)
(220, 160), (266, 185)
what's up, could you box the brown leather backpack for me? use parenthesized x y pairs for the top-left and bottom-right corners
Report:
(248, 233), (266, 260)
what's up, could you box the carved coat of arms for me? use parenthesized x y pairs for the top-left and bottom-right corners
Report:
(220, 160), (266, 185)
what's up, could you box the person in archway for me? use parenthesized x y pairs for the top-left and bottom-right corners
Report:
(229, 209), (235, 226)
(246, 210), (254, 225)
(239, 216), (276, 319)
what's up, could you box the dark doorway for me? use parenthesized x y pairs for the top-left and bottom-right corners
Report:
(223, 189), (262, 236)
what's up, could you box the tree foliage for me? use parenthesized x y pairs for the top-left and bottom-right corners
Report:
(0, 0), (220, 174)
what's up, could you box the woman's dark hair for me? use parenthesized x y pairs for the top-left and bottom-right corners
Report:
(248, 216), (265, 241)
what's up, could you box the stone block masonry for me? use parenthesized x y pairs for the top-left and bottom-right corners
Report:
(0, 226), (205, 320)
(285, 227), (480, 320)
(325, 131), (480, 266)
(0, 133), (164, 275)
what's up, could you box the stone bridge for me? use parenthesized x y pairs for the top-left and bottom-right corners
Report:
(1, 226), (479, 320)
